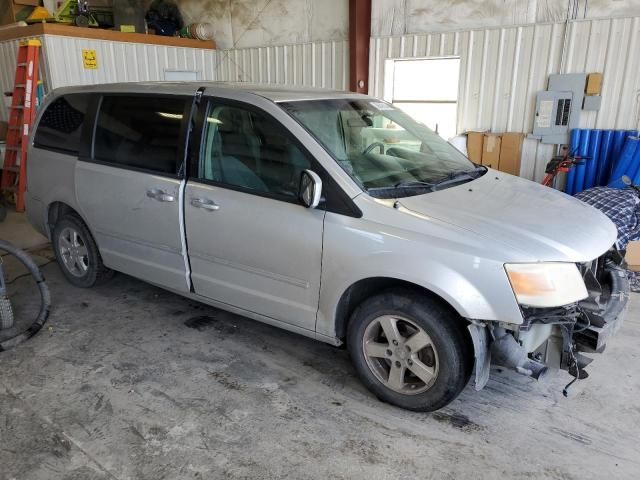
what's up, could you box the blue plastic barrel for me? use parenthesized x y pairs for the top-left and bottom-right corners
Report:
(631, 146), (640, 185)
(597, 130), (615, 186)
(610, 130), (628, 174)
(574, 129), (591, 193)
(565, 129), (581, 194)
(609, 136), (640, 188)
(585, 130), (602, 189)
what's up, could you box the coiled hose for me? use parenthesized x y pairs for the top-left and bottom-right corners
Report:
(0, 239), (51, 351)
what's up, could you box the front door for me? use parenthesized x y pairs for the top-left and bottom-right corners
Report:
(75, 94), (191, 292)
(185, 99), (325, 331)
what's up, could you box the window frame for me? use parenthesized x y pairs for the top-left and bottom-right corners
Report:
(384, 56), (461, 139)
(33, 93), (92, 156)
(78, 92), (193, 179)
(188, 96), (361, 218)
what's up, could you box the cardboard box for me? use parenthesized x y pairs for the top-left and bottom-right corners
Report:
(586, 73), (602, 96)
(466, 131), (485, 164)
(481, 134), (501, 170)
(499, 132), (524, 176)
(626, 241), (640, 272)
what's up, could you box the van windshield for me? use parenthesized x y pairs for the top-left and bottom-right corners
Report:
(281, 98), (483, 198)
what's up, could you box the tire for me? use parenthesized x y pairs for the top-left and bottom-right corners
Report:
(52, 214), (113, 288)
(347, 289), (473, 412)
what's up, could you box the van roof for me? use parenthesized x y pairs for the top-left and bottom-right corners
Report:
(50, 81), (369, 103)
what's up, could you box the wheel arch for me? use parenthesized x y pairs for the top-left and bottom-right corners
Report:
(47, 201), (94, 240)
(333, 276), (468, 342)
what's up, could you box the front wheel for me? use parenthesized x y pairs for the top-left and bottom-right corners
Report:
(347, 290), (473, 411)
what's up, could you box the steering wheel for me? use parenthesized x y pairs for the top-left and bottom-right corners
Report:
(363, 142), (385, 155)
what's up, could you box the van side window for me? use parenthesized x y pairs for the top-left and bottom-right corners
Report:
(201, 104), (310, 198)
(94, 96), (185, 175)
(34, 94), (90, 154)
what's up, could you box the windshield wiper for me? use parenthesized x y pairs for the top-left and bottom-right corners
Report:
(430, 166), (486, 190)
(393, 180), (436, 189)
(393, 166), (485, 191)
(367, 166), (486, 197)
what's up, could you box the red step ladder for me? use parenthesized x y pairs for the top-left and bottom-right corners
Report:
(1, 39), (41, 213)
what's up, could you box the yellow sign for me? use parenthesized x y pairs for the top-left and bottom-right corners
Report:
(82, 49), (98, 69)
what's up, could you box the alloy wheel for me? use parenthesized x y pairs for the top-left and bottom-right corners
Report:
(362, 315), (439, 394)
(58, 227), (89, 277)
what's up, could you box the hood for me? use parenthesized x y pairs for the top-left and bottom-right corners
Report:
(398, 170), (617, 263)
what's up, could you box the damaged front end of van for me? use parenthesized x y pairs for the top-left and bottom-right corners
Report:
(469, 249), (630, 392)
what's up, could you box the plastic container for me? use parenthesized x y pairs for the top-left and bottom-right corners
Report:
(574, 129), (591, 193)
(584, 129), (602, 189)
(609, 136), (640, 188)
(596, 130), (615, 186)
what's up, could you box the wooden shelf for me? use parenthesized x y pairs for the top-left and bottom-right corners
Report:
(0, 23), (215, 49)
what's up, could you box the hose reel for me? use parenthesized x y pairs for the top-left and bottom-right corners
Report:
(0, 240), (51, 351)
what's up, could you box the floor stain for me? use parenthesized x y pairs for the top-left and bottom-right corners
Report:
(208, 371), (244, 391)
(431, 411), (482, 432)
(184, 315), (217, 331)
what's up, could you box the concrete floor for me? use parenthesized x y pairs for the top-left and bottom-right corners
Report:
(1, 216), (639, 479)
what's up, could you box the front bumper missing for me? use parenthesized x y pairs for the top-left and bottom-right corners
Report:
(469, 251), (630, 391)
(574, 261), (630, 353)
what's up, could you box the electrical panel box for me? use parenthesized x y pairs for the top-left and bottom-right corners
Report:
(531, 73), (588, 145)
(533, 91), (574, 144)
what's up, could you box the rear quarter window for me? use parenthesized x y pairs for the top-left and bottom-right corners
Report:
(34, 94), (90, 155)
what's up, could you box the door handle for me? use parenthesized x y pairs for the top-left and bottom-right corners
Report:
(190, 197), (220, 211)
(147, 189), (176, 202)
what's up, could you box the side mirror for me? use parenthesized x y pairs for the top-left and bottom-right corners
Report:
(299, 169), (322, 209)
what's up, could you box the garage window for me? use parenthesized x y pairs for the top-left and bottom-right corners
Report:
(93, 95), (186, 175)
(384, 57), (460, 140)
(34, 94), (90, 154)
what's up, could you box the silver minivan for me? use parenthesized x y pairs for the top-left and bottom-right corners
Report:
(26, 83), (629, 411)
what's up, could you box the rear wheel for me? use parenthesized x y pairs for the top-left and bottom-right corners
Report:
(52, 215), (113, 288)
(347, 289), (472, 411)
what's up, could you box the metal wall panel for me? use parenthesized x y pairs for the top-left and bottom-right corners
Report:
(0, 34), (218, 121)
(562, 16), (640, 130)
(41, 35), (218, 87)
(369, 16), (640, 180)
(1, 34), (347, 123)
(214, 40), (349, 90)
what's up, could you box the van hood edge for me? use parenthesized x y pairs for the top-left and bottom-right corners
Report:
(398, 170), (617, 263)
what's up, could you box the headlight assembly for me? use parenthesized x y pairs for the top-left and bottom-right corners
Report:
(504, 263), (588, 308)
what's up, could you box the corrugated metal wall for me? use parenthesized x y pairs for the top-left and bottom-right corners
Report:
(42, 35), (218, 87)
(562, 17), (640, 130)
(369, 16), (640, 180)
(0, 35), (348, 123)
(0, 34), (218, 122)
(214, 40), (349, 89)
